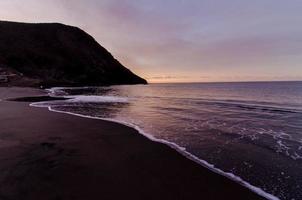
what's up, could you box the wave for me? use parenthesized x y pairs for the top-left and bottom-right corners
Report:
(64, 95), (128, 103)
(30, 100), (280, 200)
(193, 100), (302, 115)
(47, 86), (302, 114)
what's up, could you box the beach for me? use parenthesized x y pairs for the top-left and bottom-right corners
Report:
(0, 87), (265, 200)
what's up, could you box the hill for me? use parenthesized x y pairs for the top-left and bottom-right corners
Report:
(0, 21), (147, 87)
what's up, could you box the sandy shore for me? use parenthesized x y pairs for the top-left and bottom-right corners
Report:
(0, 87), (265, 200)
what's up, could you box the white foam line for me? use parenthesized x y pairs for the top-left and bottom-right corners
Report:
(63, 95), (129, 103)
(30, 102), (280, 200)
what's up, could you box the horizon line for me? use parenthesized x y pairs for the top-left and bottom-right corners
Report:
(147, 80), (302, 84)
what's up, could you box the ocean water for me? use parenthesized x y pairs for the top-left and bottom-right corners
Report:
(32, 82), (302, 200)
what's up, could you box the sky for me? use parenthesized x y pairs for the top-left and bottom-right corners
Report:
(0, 0), (302, 83)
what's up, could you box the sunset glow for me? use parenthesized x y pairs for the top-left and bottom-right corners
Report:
(1, 0), (302, 82)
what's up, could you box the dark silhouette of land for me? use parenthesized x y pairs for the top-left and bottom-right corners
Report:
(0, 21), (147, 87)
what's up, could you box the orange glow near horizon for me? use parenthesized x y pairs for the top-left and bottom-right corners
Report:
(0, 0), (301, 82)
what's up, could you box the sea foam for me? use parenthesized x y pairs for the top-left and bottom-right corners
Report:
(30, 94), (280, 200)
(64, 95), (128, 103)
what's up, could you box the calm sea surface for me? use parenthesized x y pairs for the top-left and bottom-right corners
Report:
(33, 82), (302, 200)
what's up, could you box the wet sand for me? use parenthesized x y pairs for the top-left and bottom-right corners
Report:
(0, 87), (265, 200)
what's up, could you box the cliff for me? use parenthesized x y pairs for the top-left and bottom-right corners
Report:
(0, 21), (147, 87)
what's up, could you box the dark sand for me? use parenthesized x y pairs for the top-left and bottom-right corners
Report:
(0, 87), (265, 200)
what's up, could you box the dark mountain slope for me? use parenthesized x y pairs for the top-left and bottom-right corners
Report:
(0, 21), (147, 87)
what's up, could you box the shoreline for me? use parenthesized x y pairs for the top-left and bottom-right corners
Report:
(35, 87), (279, 200)
(33, 103), (279, 200)
(0, 87), (270, 200)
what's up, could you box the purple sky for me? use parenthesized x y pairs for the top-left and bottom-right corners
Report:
(1, 0), (302, 82)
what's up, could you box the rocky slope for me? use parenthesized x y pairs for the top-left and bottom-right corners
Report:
(0, 21), (147, 87)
